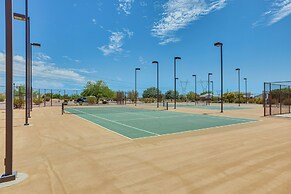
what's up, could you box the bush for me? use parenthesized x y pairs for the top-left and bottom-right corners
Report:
(255, 98), (263, 104)
(45, 96), (51, 102)
(14, 98), (24, 108)
(33, 98), (43, 105)
(0, 93), (5, 102)
(142, 98), (155, 103)
(283, 99), (291, 105)
(87, 96), (97, 104)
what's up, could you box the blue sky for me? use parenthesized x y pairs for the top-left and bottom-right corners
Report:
(0, 0), (291, 96)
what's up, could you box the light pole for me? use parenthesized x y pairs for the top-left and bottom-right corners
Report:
(174, 57), (181, 109)
(236, 68), (241, 106)
(13, 0), (30, 125)
(244, 78), (248, 104)
(135, 68), (141, 106)
(30, 43), (41, 110)
(0, 0), (17, 183)
(214, 42), (224, 113)
(192, 75), (197, 103)
(152, 61), (159, 108)
(208, 73), (212, 105)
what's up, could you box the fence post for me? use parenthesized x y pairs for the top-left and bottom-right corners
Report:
(51, 89), (53, 106)
(62, 102), (64, 115)
(38, 89), (40, 107)
(166, 102), (168, 110)
(269, 84), (272, 116)
(289, 86), (291, 114)
(263, 83), (266, 116)
(280, 85), (282, 114)
(44, 89), (46, 107)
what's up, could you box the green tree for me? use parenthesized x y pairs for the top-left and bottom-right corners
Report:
(142, 87), (161, 98)
(127, 90), (138, 102)
(165, 90), (179, 100)
(81, 80), (114, 104)
(186, 91), (199, 101)
(224, 92), (235, 103)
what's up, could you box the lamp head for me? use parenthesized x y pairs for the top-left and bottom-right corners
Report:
(214, 42), (223, 47)
(174, 57), (181, 60)
(31, 43), (41, 47)
(208, 73), (212, 76)
(13, 13), (26, 21)
(244, 78), (247, 80)
(135, 68), (141, 71)
(152, 61), (158, 64)
(235, 68), (240, 71)
(192, 75), (196, 77)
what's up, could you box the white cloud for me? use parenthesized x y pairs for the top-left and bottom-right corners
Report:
(253, 0), (291, 27)
(138, 56), (146, 65)
(36, 53), (51, 61)
(63, 56), (80, 63)
(118, 0), (135, 15)
(92, 18), (97, 25)
(159, 37), (180, 45)
(99, 32), (124, 56)
(123, 28), (134, 38)
(98, 29), (133, 56)
(0, 52), (86, 86)
(152, 0), (227, 45)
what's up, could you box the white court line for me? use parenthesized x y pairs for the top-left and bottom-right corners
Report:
(65, 109), (132, 140)
(115, 115), (194, 122)
(69, 108), (159, 136)
(134, 120), (260, 140)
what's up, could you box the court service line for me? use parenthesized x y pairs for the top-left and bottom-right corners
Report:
(69, 108), (159, 136)
(65, 109), (132, 140)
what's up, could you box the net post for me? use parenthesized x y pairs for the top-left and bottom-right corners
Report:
(62, 102), (64, 115)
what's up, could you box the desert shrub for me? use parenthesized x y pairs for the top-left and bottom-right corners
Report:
(142, 98), (155, 103)
(45, 96), (51, 102)
(33, 98), (43, 105)
(0, 93), (5, 102)
(283, 99), (291, 105)
(14, 98), (24, 108)
(256, 98), (263, 104)
(87, 96), (97, 104)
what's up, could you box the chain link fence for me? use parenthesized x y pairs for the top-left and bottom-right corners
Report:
(264, 82), (291, 116)
(0, 85), (81, 110)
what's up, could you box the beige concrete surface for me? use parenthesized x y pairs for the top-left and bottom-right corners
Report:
(1, 105), (291, 194)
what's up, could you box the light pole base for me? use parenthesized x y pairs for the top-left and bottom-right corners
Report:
(24, 123), (29, 126)
(0, 172), (17, 183)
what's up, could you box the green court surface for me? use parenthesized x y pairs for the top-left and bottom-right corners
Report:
(147, 103), (251, 110)
(177, 104), (250, 110)
(65, 106), (256, 139)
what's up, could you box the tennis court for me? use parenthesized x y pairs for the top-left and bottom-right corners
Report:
(144, 102), (252, 110)
(65, 106), (256, 139)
